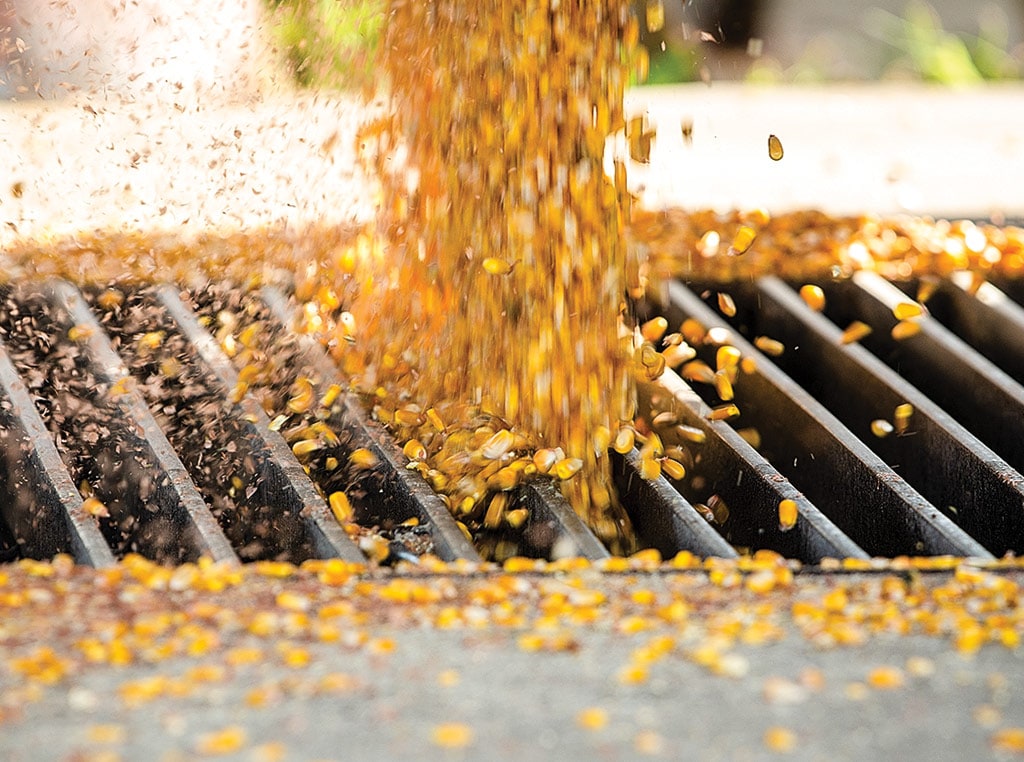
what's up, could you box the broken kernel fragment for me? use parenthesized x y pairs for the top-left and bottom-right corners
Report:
(840, 320), (873, 345)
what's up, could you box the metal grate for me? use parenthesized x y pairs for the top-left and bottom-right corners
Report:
(1, 271), (1021, 567)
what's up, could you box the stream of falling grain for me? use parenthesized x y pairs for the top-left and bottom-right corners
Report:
(349, 1), (643, 551)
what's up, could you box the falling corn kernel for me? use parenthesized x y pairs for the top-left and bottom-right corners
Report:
(893, 301), (923, 320)
(799, 284), (825, 311)
(329, 492), (353, 524)
(481, 429), (515, 460)
(707, 403), (740, 421)
(339, 311), (357, 343)
(737, 427), (761, 448)
(403, 439), (427, 461)
(645, 0), (665, 33)
(482, 257), (514, 275)
(894, 403), (914, 435)
(660, 457), (686, 481)
(349, 448), (379, 470)
(533, 448), (559, 474)
(840, 320), (873, 344)
(82, 497), (110, 518)
(717, 292), (737, 317)
(553, 457), (584, 480)
(716, 345), (741, 372)
(425, 408), (446, 432)
(291, 439), (321, 457)
(992, 728), (1024, 753)
(639, 457), (661, 480)
(778, 499), (798, 531)
(714, 370), (735, 401)
(871, 419), (894, 438)
(767, 134), (784, 161)
(613, 427), (636, 454)
(641, 316), (669, 343)
(891, 320), (921, 340)
(682, 360), (716, 385)
(729, 226), (757, 256)
(287, 377), (315, 414)
(676, 424), (706, 444)
(754, 336), (785, 356)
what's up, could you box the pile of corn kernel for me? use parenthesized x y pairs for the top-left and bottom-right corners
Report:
(0, 553), (1022, 754)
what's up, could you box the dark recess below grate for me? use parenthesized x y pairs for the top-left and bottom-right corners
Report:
(0, 267), (1021, 567)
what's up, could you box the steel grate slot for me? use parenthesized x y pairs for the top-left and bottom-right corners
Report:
(732, 276), (1001, 556)
(0, 281), (238, 565)
(906, 273), (1024, 388)
(153, 285), (365, 564)
(828, 271), (1024, 476)
(0, 339), (115, 566)
(664, 280), (954, 559)
(259, 286), (482, 562)
(611, 448), (738, 560)
(642, 365), (865, 562)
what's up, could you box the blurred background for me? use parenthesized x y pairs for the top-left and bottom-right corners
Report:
(3, 0), (1024, 98)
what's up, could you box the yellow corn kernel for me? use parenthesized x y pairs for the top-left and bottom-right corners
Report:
(707, 404), (740, 421)
(871, 419), (894, 438)
(482, 257), (515, 275)
(641, 316), (668, 343)
(505, 508), (529, 529)
(891, 320), (921, 340)
(329, 492), (353, 524)
(660, 457), (686, 481)
(717, 291), (737, 317)
(675, 424), (706, 444)
(339, 311), (357, 343)
(349, 448), (379, 470)
(137, 331), (165, 351)
(894, 403), (913, 435)
(96, 288), (124, 310)
(613, 427), (635, 454)
(754, 336), (784, 356)
(82, 497), (110, 518)
(767, 134), (784, 161)
(403, 439), (427, 461)
(893, 301), (923, 320)
(68, 324), (93, 342)
(394, 407), (424, 427)
(778, 499), (798, 531)
(729, 226), (757, 256)
(714, 370), (735, 401)
(553, 458), (583, 480)
(639, 456), (661, 480)
(533, 448), (559, 474)
(799, 284), (825, 311)
(425, 407), (446, 432)
(291, 439), (321, 457)
(840, 320), (872, 344)
(287, 377), (315, 414)
(481, 429), (515, 460)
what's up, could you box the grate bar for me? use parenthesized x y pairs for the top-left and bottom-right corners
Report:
(666, 280), (946, 559)
(925, 273), (1024, 387)
(835, 271), (1024, 476)
(47, 281), (239, 564)
(612, 449), (738, 559)
(0, 339), (116, 566)
(519, 481), (610, 560)
(155, 285), (366, 564)
(647, 364), (865, 562)
(260, 287), (481, 562)
(752, 276), (1000, 557)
